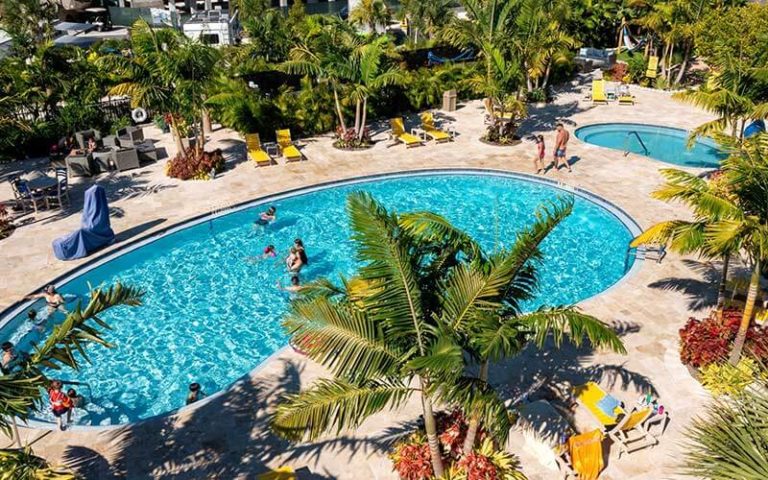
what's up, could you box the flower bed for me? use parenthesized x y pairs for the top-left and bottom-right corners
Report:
(165, 148), (225, 180)
(679, 309), (768, 369)
(0, 204), (14, 239)
(333, 127), (373, 150)
(389, 410), (521, 480)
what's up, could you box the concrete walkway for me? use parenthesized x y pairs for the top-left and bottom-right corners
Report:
(1, 82), (720, 479)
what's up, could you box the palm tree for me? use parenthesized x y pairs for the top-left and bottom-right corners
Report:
(0, 283), (144, 437)
(349, 0), (392, 33)
(401, 199), (626, 454)
(399, 0), (455, 43)
(630, 168), (738, 313)
(705, 134), (768, 365)
(680, 372), (768, 479)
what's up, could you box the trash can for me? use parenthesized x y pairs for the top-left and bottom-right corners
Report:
(442, 90), (458, 112)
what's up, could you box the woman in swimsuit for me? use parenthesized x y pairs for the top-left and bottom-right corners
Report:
(254, 206), (277, 226)
(294, 238), (308, 265)
(26, 285), (67, 316)
(285, 247), (304, 272)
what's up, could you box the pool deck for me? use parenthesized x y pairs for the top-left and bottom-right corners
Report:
(1, 81), (723, 479)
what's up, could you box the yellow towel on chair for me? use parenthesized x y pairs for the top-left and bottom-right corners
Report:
(569, 430), (604, 480)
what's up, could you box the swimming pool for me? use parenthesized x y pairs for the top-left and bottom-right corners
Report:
(575, 123), (726, 168)
(0, 171), (637, 426)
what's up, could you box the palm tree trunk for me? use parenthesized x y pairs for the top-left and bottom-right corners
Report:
(11, 416), (21, 448)
(674, 42), (691, 86)
(358, 97), (368, 142)
(354, 100), (361, 134)
(419, 378), (444, 477)
(169, 115), (184, 155)
(729, 258), (761, 365)
(542, 61), (552, 90)
(202, 108), (212, 137)
(716, 253), (730, 314)
(333, 87), (347, 134)
(462, 361), (489, 455)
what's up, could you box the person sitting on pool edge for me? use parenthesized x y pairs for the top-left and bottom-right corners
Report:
(186, 382), (205, 405)
(254, 206), (276, 226)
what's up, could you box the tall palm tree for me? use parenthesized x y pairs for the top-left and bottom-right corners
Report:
(401, 199), (626, 454)
(630, 168), (738, 313)
(349, 0), (392, 33)
(399, 0), (455, 43)
(680, 371), (768, 479)
(706, 134), (768, 364)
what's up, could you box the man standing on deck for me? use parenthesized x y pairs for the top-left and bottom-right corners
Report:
(554, 123), (572, 172)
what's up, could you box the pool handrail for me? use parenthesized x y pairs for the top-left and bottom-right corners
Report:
(624, 130), (649, 156)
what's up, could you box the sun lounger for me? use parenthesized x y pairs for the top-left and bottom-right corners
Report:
(556, 429), (604, 480)
(646, 56), (659, 79)
(618, 84), (635, 105)
(574, 382), (625, 426)
(245, 133), (274, 167)
(390, 118), (423, 148)
(275, 129), (302, 162)
(257, 466), (295, 480)
(592, 79), (608, 104)
(420, 112), (453, 143)
(606, 406), (659, 458)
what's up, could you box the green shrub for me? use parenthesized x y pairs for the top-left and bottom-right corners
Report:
(700, 358), (758, 396)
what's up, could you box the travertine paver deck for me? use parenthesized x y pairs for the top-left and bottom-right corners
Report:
(1, 82), (720, 479)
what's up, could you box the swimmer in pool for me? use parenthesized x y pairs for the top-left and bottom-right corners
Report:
(278, 275), (304, 293)
(285, 247), (304, 273)
(294, 238), (308, 266)
(263, 245), (277, 258)
(27, 308), (47, 331)
(26, 285), (67, 316)
(254, 206), (276, 226)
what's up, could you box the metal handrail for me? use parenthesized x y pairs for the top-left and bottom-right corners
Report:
(624, 131), (649, 156)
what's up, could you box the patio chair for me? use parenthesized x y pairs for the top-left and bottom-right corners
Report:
(275, 129), (302, 162)
(420, 112), (454, 143)
(113, 147), (141, 172)
(635, 243), (666, 263)
(75, 129), (101, 150)
(574, 382), (626, 426)
(45, 168), (70, 209)
(618, 84), (635, 106)
(66, 152), (94, 177)
(606, 406), (658, 458)
(591, 79), (608, 104)
(646, 56), (659, 79)
(117, 126), (144, 144)
(246, 133), (274, 167)
(12, 178), (48, 213)
(257, 466), (295, 480)
(390, 118), (423, 148)
(555, 429), (604, 480)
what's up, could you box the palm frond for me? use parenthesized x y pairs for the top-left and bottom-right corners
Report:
(517, 307), (626, 354)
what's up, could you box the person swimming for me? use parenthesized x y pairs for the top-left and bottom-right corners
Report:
(263, 245), (277, 258)
(26, 285), (67, 316)
(254, 206), (277, 226)
(186, 382), (205, 405)
(278, 275), (304, 293)
(27, 308), (47, 331)
(285, 246), (304, 273)
(294, 238), (308, 265)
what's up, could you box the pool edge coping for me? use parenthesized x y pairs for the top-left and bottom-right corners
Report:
(2, 167), (644, 431)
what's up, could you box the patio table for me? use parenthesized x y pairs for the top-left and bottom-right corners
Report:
(23, 171), (58, 191)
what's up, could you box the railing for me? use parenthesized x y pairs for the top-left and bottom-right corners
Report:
(624, 131), (649, 156)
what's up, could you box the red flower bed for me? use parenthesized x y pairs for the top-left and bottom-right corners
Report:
(391, 438), (434, 480)
(457, 451), (500, 480)
(166, 148), (225, 180)
(679, 308), (768, 368)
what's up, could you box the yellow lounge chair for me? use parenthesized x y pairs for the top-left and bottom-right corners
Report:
(257, 466), (295, 480)
(591, 79), (608, 104)
(420, 112), (453, 143)
(607, 407), (660, 458)
(556, 429), (604, 480)
(245, 133), (274, 167)
(574, 382), (626, 426)
(390, 118), (423, 148)
(646, 56), (659, 79)
(276, 129), (302, 162)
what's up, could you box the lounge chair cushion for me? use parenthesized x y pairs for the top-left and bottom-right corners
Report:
(425, 128), (451, 141)
(249, 149), (271, 163)
(398, 133), (422, 145)
(281, 145), (301, 159)
(569, 430), (604, 480)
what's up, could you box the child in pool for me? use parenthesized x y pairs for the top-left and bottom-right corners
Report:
(254, 206), (276, 226)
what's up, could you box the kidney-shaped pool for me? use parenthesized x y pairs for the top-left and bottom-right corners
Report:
(0, 171), (638, 426)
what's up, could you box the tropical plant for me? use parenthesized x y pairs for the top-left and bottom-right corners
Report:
(165, 148), (225, 180)
(679, 366), (768, 479)
(399, 0), (456, 43)
(349, 0), (392, 33)
(630, 168), (738, 313)
(699, 357), (759, 396)
(0, 446), (76, 480)
(679, 309), (768, 369)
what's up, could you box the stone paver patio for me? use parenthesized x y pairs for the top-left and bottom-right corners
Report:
(0, 81), (722, 479)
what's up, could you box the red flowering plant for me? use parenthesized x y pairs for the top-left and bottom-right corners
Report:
(390, 433), (434, 480)
(452, 439), (526, 480)
(679, 308), (768, 368)
(165, 148), (225, 180)
(333, 126), (372, 149)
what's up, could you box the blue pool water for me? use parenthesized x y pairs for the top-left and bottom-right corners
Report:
(0, 172), (635, 425)
(575, 123), (726, 168)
